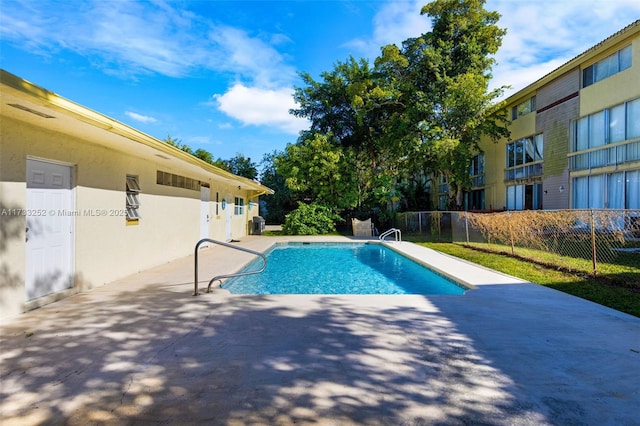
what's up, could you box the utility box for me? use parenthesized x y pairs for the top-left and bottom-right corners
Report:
(253, 216), (266, 235)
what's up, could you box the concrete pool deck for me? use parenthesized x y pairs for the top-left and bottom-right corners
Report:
(1, 236), (639, 425)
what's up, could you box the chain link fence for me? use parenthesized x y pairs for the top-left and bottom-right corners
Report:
(393, 210), (640, 284)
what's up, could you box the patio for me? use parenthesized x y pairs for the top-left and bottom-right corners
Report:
(1, 236), (638, 425)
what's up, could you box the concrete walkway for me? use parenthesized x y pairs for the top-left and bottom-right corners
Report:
(1, 236), (639, 425)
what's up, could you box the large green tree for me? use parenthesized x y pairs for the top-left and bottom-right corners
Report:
(379, 0), (509, 207)
(290, 57), (407, 210)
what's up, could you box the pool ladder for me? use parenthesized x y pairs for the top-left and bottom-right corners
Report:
(379, 228), (402, 242)
(193, 238), (267, 296)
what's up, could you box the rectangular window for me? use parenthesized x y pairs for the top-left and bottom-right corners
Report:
(572, 98), (640, 170)
(628, 98), (640, 139)
(573, 176), (589, 209)
(506, 183), (542, 210)
(511, 96), (536, 119)
(627, 170), (640, 209)
(534, 134), (544, 160)
(505, 135), (543, 181)
(589, 111), (605, 148)
(608, 172), (625, 209)
(126, 175), (141, 221)
(156, 170), (201, 191)
(234, 197), (244, 215)
(582, 45), (633, 88)
(609, 104), (626, 143)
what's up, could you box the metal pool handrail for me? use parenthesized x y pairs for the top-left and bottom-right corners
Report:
(193, 238), (267, 296)
(379, 228), (402, 242)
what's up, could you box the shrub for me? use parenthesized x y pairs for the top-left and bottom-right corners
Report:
(282, 202), (342, 235)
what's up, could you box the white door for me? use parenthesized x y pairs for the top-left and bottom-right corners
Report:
(225, 195), (232, 241)
(25, 159), (74, 301)
(200, 186), (210, 242)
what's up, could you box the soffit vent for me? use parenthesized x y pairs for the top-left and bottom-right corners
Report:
(8, 103), (55, 118)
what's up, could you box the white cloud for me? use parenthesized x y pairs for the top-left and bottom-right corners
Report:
(353, 0), (640, 98)
(207, 25), (296, 87)
(214, 84), (309, 134)
(124, 111), (157, 124)
(487, 0), (640, 94)
(0, 0), (295, 85)
(345, 0), (430, 60)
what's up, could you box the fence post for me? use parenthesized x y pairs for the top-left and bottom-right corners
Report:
(507, 211), (515, 255)
(418, 212), (422, 234)
(590, 209), (597, 276)
(465, 211), (470, 245)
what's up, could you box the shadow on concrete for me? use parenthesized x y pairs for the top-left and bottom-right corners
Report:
(1, 279), (639, 425)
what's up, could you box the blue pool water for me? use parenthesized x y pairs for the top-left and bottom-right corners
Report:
(222, 243), (466, 295)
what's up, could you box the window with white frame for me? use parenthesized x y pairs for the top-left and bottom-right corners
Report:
(571, 98), (640, 170)
(573, 170), (639, 209)
(126, 175), (141, 221)
(582, 45), (632, 88)
(234, 197), (244, 215)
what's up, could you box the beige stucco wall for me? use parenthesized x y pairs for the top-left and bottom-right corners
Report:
(0, 116), (259, 321)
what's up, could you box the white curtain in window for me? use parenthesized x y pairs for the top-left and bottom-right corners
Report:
(626, 170), (640, 209)
(627, 98), (640, 139)
(619, 45), (632, 71)
(589, 175), (605, 209)
(607, 172), (625, 209)
(595, 54), (616, 81)
(574, 176), (589, 209)
(524, 137), (536, 163)
(609, 104), (625, 143)
(515, 185), (524, 210)
(589, 111), (605, 148)
(576, 117), (589, 151)
(534, 134), (544, 160)
(507, 186), (515, 210)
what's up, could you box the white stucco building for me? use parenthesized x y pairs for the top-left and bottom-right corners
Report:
(0, 69), (272, 321)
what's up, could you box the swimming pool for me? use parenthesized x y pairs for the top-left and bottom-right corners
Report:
(222, 242), (467, 295)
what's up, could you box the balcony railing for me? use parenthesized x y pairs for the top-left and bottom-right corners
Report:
(569, 139), (640, 171)
(504, 162), (543, 181)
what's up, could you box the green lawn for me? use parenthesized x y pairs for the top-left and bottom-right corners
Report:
(415, 241), (640, 318)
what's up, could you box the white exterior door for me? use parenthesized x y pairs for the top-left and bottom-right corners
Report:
(25, 159), (74, 301)
(225, 195), (232, 241)
(200, 186), (210, 241)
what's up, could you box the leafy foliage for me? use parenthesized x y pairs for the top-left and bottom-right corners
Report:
(276, 133), (359, 211)
(259, 152), (297, 224)
(283, 0), (509, 217)
(282, 202), (343, 235)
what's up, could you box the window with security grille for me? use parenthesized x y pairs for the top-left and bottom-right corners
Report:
(126, 175), (141, 221)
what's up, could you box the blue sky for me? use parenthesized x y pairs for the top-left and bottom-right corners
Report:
(2, 1), (639, 167)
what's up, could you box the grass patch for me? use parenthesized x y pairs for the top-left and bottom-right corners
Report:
(415, 241), (640, 318)
(463, 241), (640, 288)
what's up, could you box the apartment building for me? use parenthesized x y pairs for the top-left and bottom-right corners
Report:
(473, 20), (639, 211)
